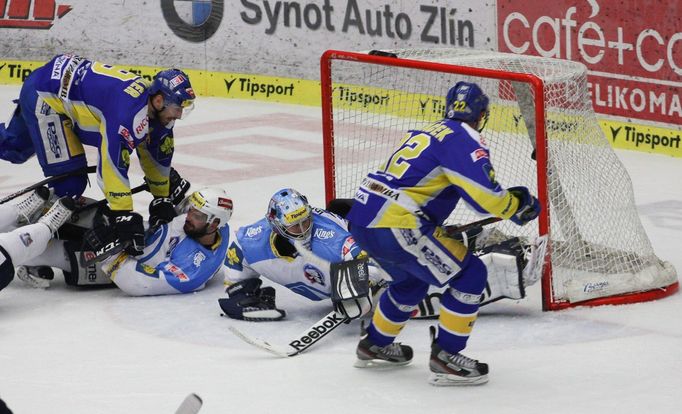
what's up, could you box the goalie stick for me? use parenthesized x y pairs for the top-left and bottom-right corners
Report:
(228, 310), (348, 358)
(174, 393), (202, 414)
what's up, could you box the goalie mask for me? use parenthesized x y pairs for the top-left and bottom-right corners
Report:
(444, 81), (490, 132)
(149, 69), (196, 120)
(184, 187), (233, 229)
(266, 188), (313, 242)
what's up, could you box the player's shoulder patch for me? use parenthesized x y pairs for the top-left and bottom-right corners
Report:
(225, 242), (244, 271)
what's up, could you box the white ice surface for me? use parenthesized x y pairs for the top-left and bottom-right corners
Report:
(0, 86), (680, 414)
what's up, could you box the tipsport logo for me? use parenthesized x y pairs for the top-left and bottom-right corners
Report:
(0, 0), (71, 29)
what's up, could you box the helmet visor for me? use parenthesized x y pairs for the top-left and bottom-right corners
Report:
(284, 216), (312, 239)
(164, 99), (195, 120)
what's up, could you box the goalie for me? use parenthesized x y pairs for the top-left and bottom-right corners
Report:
(218, 190), (546, 323)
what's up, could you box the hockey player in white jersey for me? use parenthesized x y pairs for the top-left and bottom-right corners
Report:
(219, 188), (374, 322)
(101, 187), (233, 295)
(0, 185), (232, 297)
(218, 190), (547, 322)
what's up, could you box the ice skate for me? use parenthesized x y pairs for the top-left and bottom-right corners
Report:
(15, 186), (51, 224)
(16, 265), (54, 289)
(354, 321), (413, 368)
(38, 196), (76, 234)
(428, 326), (488, 386)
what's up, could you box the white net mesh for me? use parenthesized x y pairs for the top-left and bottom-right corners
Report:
(324, 48), (677, 307)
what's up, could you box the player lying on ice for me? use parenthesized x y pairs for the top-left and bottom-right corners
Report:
(217, 188), (546, 323)
(0, 174), (233, 297)
(0, 54), (196, 258)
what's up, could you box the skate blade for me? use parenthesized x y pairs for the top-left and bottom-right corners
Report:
(354, 358), (411, 369)
(428, 372), (489, 386)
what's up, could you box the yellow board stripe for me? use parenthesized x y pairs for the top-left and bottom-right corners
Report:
(439, 307), (478, 336)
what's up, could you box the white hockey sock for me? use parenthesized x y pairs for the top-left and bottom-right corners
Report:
(0, 204), (20, 232)
(0, 223), (52, 265)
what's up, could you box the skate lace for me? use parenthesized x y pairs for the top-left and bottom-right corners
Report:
(15, 192), (45, 218)
(379, 343), (406, 357)
(40, 201), (72, 231)
(447, 353), (478, 368)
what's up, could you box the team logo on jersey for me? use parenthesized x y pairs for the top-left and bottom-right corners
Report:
(193, 251), (206, 267)
(314, 228), (335, 240)
(119, 148), (130, 169)
(225, 246), (243, 270)
(342, 237), (356, 257)
(245, 225), (262, 238)
(303, 264), (325, 286)
(482, 163), (497, 185)
(135, 263), (158, 276)
(470, 148), (488, 162)
(19, 233), (33, 247)
(160, 136), (174, 156)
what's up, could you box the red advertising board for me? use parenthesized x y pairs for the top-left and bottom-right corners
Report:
(497, 0), (681, 125)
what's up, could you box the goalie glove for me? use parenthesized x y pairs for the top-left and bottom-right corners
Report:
(218, 279), (286, 322)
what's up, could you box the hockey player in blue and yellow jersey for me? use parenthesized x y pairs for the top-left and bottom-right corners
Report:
(0, 54), (195, 255)
(347, 82), (541, 386)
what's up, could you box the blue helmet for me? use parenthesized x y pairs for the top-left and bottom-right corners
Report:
(266, 188), (313, 241)
(444, 81), (490, 131)
(149, 69), (196, 119)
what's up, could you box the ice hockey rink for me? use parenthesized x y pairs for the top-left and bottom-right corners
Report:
(0, 85), (680, 414)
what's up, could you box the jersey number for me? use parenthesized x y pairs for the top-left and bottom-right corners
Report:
(380, 133), (431, 179)
(91, 63), (147, 98)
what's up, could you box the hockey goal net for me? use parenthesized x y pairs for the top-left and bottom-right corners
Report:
(320, 48), (678, 311)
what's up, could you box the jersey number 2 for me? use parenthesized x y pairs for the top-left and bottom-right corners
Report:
(381, 133), (431, 179)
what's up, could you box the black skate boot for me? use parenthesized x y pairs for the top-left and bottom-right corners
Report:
(354, 321), (413, 368)
(428, 326), (489, 386)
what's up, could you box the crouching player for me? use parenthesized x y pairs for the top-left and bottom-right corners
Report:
(218, 188), (376, 322)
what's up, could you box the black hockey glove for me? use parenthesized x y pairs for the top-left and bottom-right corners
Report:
(169, 167), (191, 205)
(508, 186), (541, 226)
(110, 210), (145, 256)
(218, 279), (286, 322)
(148, 197), (176, 228)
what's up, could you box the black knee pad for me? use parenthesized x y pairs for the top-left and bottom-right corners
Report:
(0, 245), (15, 291)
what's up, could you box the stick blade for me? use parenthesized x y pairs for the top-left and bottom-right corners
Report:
(228, 325), (293, 358)
(175, 393), (203, 414)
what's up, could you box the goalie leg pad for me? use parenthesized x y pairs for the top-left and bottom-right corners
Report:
(64, 240), (114, 287)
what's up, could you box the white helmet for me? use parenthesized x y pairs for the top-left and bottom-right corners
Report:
(186, 187), (233, 228)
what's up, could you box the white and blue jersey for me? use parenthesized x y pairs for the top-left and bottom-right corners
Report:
(106, 214), (230, 296)
(224, 209), (363, 301)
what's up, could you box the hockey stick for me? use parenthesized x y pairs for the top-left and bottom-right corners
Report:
(174, 393), (202, 414)
(228, 310), (348, 358)
(0, 165), (96, 204)
(443, 216), (501, 236)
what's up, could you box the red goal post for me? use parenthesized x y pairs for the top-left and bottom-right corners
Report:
(320, 48), (678, 311)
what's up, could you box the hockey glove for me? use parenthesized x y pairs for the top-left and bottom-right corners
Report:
(169, 167), (191, 205)
(149, 197), (176, 228)
(110, 210), (145, 256)
(508, 186), (541, 226)
(219, 279), (286, 322)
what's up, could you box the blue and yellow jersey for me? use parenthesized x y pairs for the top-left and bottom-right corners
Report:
(347, 118), (520, 229)
(34, 54), (173, 210)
